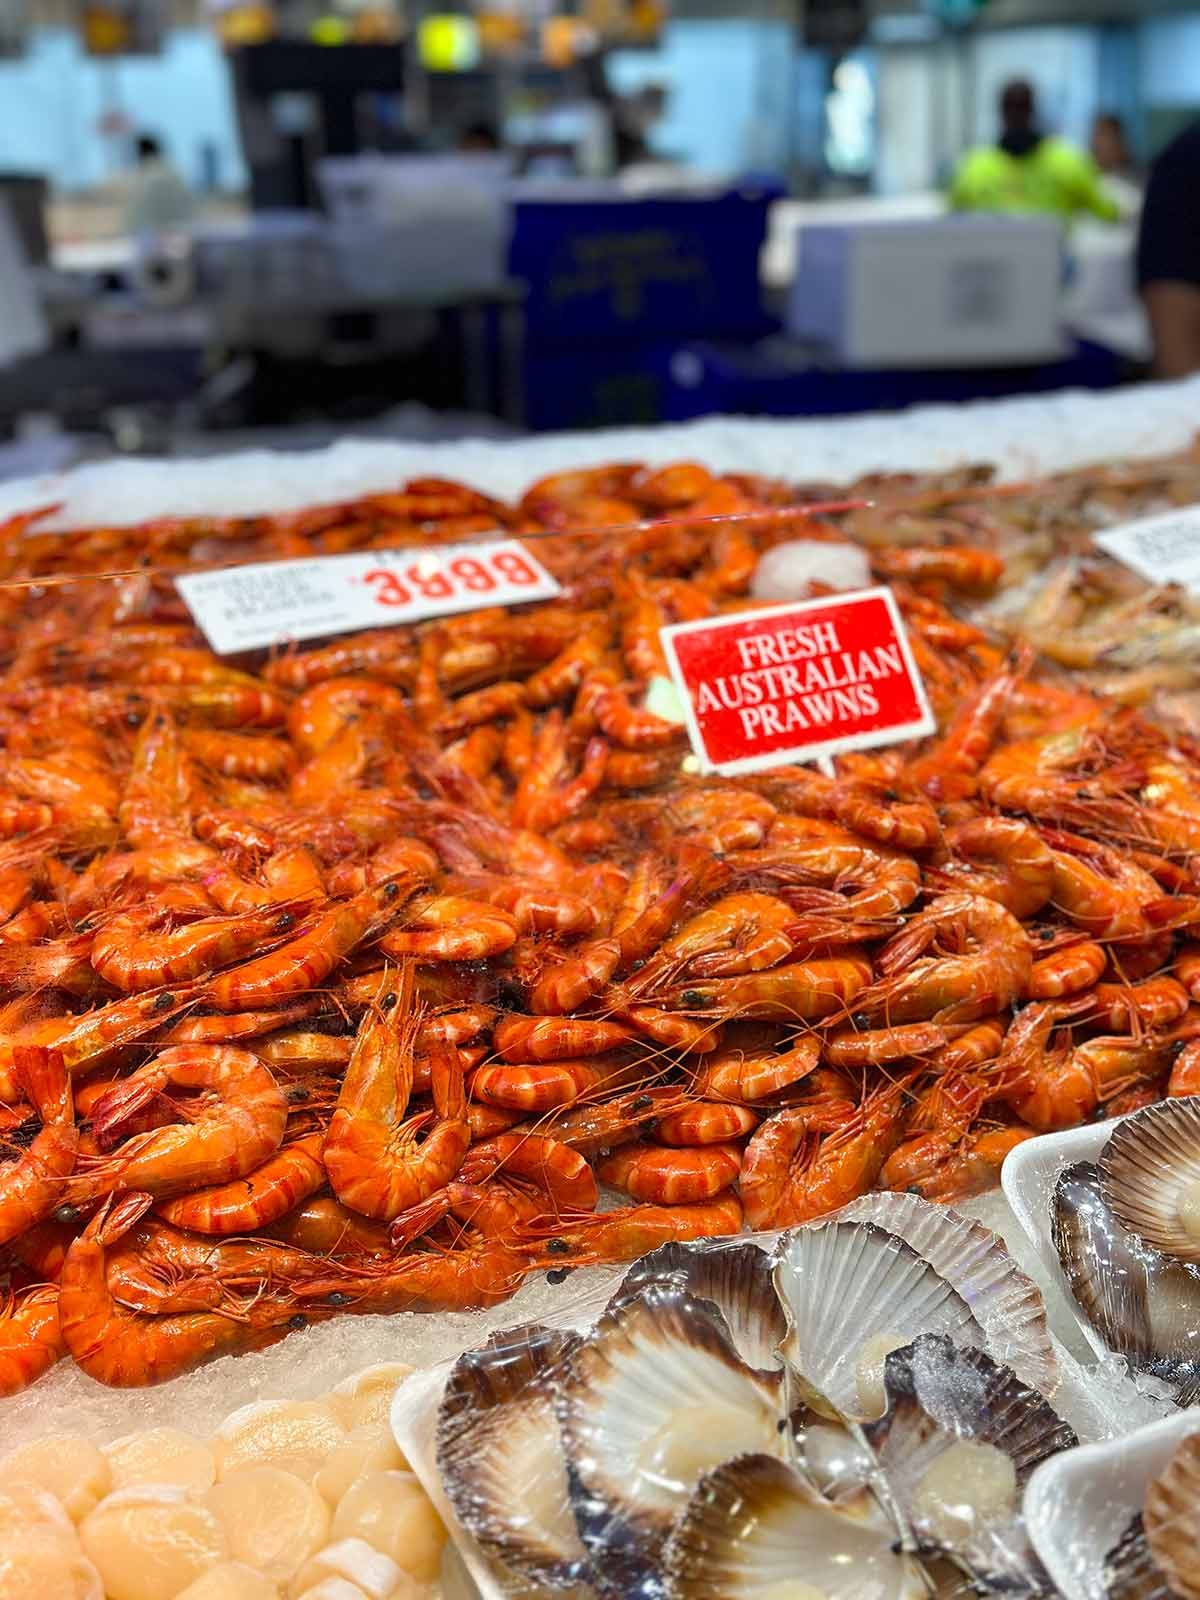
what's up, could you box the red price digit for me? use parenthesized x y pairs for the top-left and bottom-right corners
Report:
(490, 548), (539, 586)
(447, 557), (496, 593)
(363, 568), (411, 607)
(405, 560), (453, 600)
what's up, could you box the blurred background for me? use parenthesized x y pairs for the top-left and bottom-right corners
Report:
(1, 0), (1197, 466)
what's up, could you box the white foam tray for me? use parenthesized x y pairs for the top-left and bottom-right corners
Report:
(1025, 1407), (1200, 1600)
(1001, 1121), (1120, 1362)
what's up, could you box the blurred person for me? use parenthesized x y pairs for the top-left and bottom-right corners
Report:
(1137, 121), (1200, 378)
(1091, 112), (1137, 180)
(121, 134), (195, 235)
(950, 79), (1119, 223)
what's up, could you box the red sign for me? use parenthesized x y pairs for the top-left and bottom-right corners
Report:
(660, 586), (935, 776)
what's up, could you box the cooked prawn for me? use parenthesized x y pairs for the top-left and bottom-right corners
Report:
(926, 816), (1055, 919)
(73, 1043), (287, 1204)
(0, 1285), (63, 1396)
(860, 893), (1031, 1024)
(740, 1076), (912, 1229)
(322, 972), (469, 1220)
(90, 901), (303, 992)
(204, 879), (411, 1010)
(155, 1132), (326, 1235)
(0, 1046), (78, 1246)
(58, 1193), (316, 1386)
(596, 1140), (742, 1203)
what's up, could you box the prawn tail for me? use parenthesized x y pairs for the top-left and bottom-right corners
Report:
(90, 1190), (156, 1249)
(11, 1045), (73, 1126)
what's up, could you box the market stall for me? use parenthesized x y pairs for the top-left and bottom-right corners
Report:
(3, 377), (1200, 1598)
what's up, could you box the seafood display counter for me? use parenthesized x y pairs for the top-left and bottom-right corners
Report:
(3, 378), (1200, 1597)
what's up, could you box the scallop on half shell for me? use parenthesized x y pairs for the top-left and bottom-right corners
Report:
(662, 1453), (928, 1600)
(836, 1191), (1058, 1398)
(1053, 1159), (1200, 1390)
(773, 1219), (985, 1420)
(1102, 1099), (1200, 1266)
(558, 1284), (785, 1600)
(1144, 1432), (1200, 1600)
(608, 1240), (786, 1372)
(862, 1334), (1075, 1592)
(436, 1322), (593, 1594)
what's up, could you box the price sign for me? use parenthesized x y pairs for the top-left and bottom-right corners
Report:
(660, 586), (935, 777)
(175, 539), (561, 655)
(1094, 506), (1200, 593)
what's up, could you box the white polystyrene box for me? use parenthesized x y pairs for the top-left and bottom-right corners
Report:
(788, 214), (1065, 369)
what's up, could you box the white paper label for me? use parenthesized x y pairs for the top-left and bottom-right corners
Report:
(176, 539), (562, 654)
(1094, 506), (1200, 592)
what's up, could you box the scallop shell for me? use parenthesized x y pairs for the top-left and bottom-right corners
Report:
(437, 1322), (592, 1592)
(1106, 1513), (1175, 1600)
(837, 1191), (1058, 1397)
(862, 1334), (1075, 1590)
(1144, 1433), (1200, 1600)
(608, 1240), (786, 1371)
(558, 1284), (785, 1600)
(773, 1219), (985, 1419)
(1053, 1159), (1200, 1391)
(662, 1453), (929, 1600)
(1053, 1160), (1156, 1361)
(1102, 1099), (1200, 1265)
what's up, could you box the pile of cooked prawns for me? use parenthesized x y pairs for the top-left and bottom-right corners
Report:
(1, 455), (1200, 1393)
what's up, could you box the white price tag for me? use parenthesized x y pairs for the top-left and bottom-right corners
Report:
(1094, 506), (1200, 593)
(175, 539), (562, 655)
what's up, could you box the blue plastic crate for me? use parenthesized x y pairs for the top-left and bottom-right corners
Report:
(510, 187), (779, 348)
(521, 339), (678, 433)
(663, 338), (1124, 422)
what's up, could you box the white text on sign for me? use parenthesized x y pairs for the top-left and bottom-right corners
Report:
(660, 587), (936, 777)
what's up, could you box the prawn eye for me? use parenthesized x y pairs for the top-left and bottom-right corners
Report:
(851, 1012), (870, 1030)
(546, 1268), (570, 1285)
(288, 1313), (308, 1330)
(286, 1086), (310, 1103)
(546, 1237), (571, 1255)
(682, 990), (710, 1009)
(275, 913), (295, 932)
(382, 881), (400, 901)
(1037, 928), (1055, 941)
(54, 1204), (80, 1224)
(325, 1292), (351, 1306)
(153, 992), (176, 1011)
(125, 710), (141, 726)
(631, 1095), (653, 1110)
(380, 992), (399, 1010)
